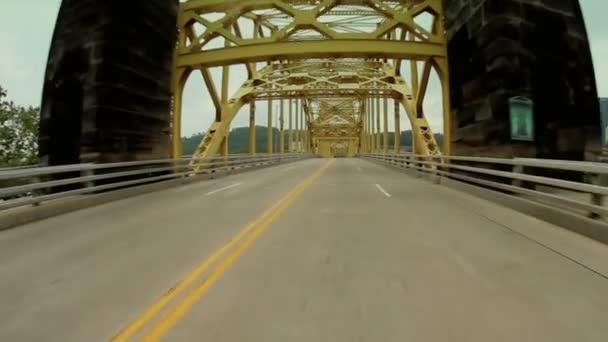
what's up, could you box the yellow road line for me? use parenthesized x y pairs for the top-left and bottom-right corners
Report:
(111, 160), (332, 341)
(140, 160), (332, 341)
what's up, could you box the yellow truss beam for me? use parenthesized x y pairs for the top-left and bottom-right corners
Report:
(178, 41), (445, 68)
(172, 0), (451, 164)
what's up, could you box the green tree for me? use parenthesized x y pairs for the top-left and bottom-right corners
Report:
(0, 86), (40, 167)
(182, 133), (205, 156)
(182, 128), (444, 156)
(181, 126), (283, 156)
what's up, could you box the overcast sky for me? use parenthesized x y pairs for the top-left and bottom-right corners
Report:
(1, 0), (606, 137)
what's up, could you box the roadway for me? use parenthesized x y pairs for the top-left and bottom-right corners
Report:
(1, 158), (608, 341)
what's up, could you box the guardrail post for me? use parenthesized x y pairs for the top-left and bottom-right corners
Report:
(30, 176), (42, 206)
(590, 193), (603, 219)
(588, 172), (604, 219)
(432, 157), (442, 184)
(82, 164), (95, 189)
(414, 156), (422, 177)
(512, 165), (524, 187)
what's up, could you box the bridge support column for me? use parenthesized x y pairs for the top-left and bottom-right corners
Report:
(280, 99), (285, 154)
(219, 47), (230, 158)
(364, 99), (368, 152)
(308, 105), (312, 153)
(300, 100), (304, 152)
(371, 98), (375, 152)
(361, 98), (367, 153)
(221, 134), (229, 157)
(367, 99), (371, 153)
(301, 101), (305, 153)
(369, 98), (373, 152)
(308, 130), (311, 153)
(360, 119), (366, 153)
(373, 97), (378, 152)
(394, 100), (401, 153)
(171, 68), (187, 159)
(435, 57), (452, 156)
(289, 99), (293, 152)
(370, 98), (375, 152)
(268, 98), (273, 154)
(300, 100), (306, 153)
(376, 97), (381, 153)
(383, 97), (389, 154)
(295, 99), (300, 152)
(249, 102), (256, 155)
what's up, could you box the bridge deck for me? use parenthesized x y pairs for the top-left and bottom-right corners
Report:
(1, 159), (607, 341)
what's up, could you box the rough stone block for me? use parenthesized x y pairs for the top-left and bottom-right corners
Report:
(39, 0), (178, 165)
(444, 0), (601, 160)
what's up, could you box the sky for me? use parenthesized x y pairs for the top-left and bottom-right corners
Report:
(0, 0), (607, 138)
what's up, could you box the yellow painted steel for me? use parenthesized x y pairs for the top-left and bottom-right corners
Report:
(268, 98), (273, 154)
(383, 97), (389, 153)
(295, 99), (301, 152)
(394, 100), (401, 153)
(280, 99), (285, 154)
(288, 99), (293, 152)
(375, 96), (381, 151)
(170, 0), (451, 165)
(249, 103), (256, 155)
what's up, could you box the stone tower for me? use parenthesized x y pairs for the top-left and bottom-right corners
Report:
(444, 0), (601, 160)
(38, 0), (178, 165)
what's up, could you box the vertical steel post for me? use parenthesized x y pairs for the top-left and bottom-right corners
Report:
(375, 96), (381, 152)
(370, 97), (375, 152)
(383, 96), (389, 153)
(289, 99), (293, 152)
(301, 100), (305, 152)
(249, 102), (256, 154)
(394, 100), (401, 153)
(171, 77), (184, 159)
(279, 99), (285, 154)
(295, 99), (300, 152)
(268, 98), (273, 154)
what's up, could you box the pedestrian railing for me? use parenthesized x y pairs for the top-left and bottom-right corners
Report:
(360, 153), (608, 220)
(0, 153), (311, 211)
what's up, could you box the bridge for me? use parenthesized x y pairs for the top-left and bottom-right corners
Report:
(2, 0), (608, 341)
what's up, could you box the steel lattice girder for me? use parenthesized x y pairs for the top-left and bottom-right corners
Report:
(177, 0), (444, 67)
(309, 97), (362, 137)
(178, 40), (444, 68)
(172, 0), (451, 168)
(251, 60), (411, 100)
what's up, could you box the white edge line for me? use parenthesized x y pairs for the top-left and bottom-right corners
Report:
(375, 184), (391, 198)
(206, 183), (242, 196)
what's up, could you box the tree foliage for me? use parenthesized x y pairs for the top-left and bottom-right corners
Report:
(0, 86), (40, 167)
(182, 126), (284, 156)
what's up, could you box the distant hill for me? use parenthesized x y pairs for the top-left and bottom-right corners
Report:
(182, 126), (288, 155)
(182, 126), (443, 155)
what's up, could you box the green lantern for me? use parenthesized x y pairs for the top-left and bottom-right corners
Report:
(509, 96), (535, 141)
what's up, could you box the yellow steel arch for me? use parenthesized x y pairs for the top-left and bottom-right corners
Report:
(171, 0), (451, 165)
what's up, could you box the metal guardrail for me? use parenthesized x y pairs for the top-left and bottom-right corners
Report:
(0, 153), (311, 211)
(360, 153), (608, 220)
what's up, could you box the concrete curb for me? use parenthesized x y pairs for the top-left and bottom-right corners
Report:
(0, 160), (298, 232)
(366, 158), (608, 245)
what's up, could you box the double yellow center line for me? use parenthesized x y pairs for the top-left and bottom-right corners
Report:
(111, 160), (333, 341)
